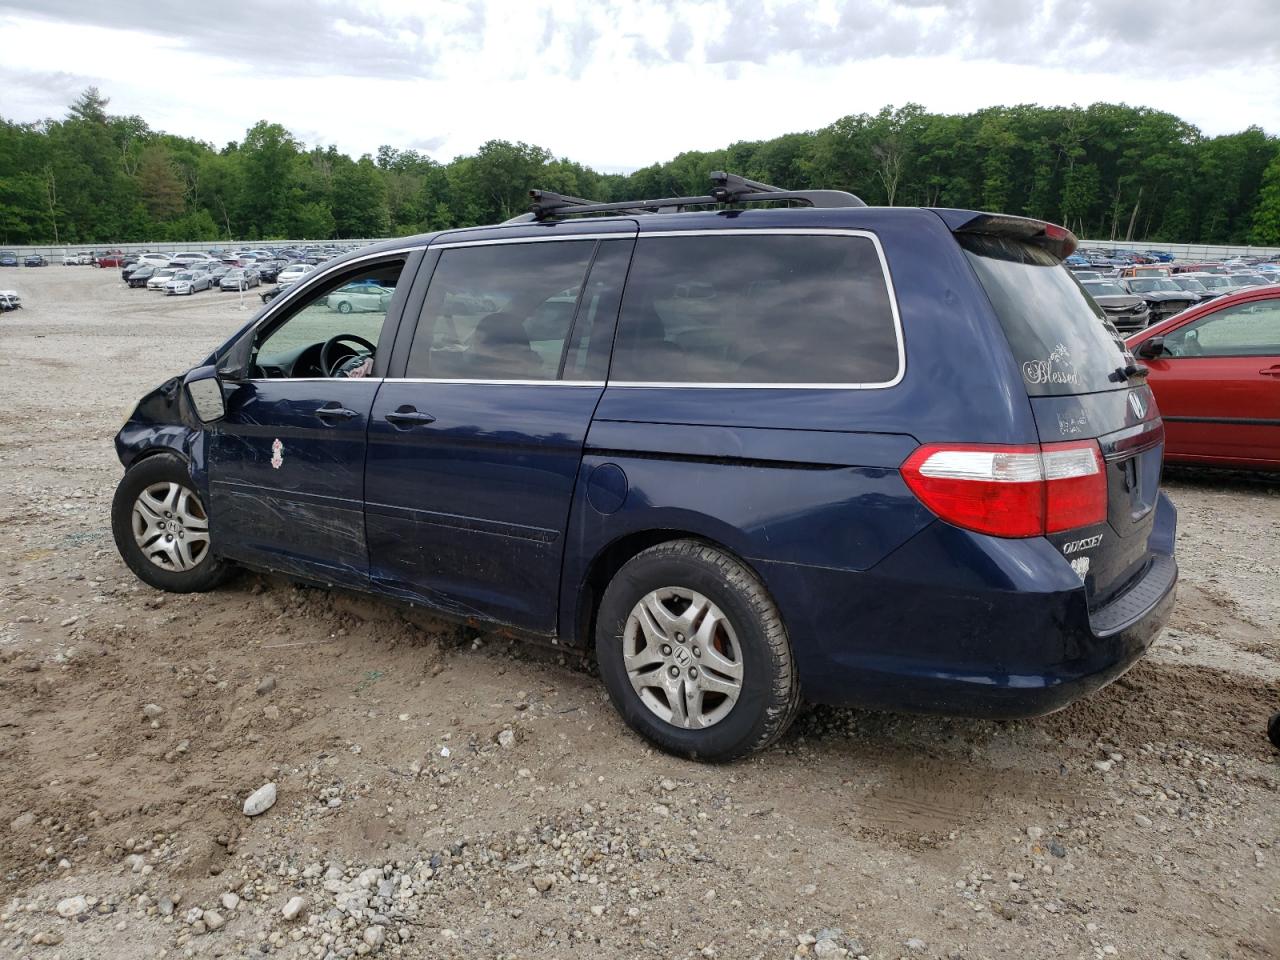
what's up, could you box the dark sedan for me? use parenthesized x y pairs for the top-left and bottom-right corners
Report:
(1080, 280), (1151, 332)
(126, 265), (157, 288)
(24, 254), (47, 267)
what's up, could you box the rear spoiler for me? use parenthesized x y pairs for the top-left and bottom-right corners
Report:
(931, 209), (1078, 260)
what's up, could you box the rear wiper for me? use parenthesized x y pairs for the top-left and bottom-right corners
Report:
(1109, 362), (1149, 383)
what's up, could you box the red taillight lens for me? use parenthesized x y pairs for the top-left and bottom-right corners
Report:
(901, 441), (1106, 538)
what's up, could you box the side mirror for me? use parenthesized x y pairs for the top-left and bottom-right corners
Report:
(183, 365), (226, 423)
(1136, 336), (1165, 359)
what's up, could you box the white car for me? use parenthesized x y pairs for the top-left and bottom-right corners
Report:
(137, 253), (173, 269)
(0, 290), (21, 311)
(277, 263), (315, 285)
(147, 269), (179, 291)
(168, 252), (216, 268)
(326, 283), (394, 314)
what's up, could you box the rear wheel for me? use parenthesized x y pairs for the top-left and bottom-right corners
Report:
(595, 540), (799, 761)
(111, 454), (233, 593)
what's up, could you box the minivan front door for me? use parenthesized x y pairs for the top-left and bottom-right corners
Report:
(208, 254), (414, 584)
(364, 233), (634, 633)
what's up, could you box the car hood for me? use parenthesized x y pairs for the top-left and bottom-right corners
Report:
(1091, 294), (1146, 309)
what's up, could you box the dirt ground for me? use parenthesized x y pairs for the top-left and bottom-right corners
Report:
(0, 265), (1276, 960)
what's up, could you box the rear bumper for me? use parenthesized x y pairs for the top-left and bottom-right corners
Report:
(758, 494), (1178, 719)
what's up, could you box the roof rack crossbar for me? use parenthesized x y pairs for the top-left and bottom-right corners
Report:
(526, 172), (865, 221)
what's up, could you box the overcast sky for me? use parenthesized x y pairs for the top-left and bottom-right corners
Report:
(3, 0), (1278, 172)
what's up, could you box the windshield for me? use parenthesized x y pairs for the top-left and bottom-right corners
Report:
(1129, 278), (1179, 292)
(1175, 279), (1207, 292)
(962, 235), (1130, 396)
(174, 273), (193, 281)
(1084, 282), (1127, 297)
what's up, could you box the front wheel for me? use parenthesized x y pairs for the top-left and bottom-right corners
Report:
(111, 454), (233, 593)
(595, 540), (799, 761)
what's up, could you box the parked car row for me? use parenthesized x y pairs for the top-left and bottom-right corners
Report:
(0, 251), (48, 267)
(122, 257), (323, 294)
(1071, 256), (1279, 333)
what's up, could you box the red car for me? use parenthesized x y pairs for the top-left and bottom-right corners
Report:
(94, 250), (128, 268)
(1127, 286), (1280, 471)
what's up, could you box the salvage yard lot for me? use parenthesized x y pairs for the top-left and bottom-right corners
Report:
(0, 267), (1277, 959)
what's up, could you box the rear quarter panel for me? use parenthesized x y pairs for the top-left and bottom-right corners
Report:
(563, 208), (1041, 657)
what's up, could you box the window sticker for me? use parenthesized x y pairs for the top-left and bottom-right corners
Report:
(1022, 343), (1080, 387)
(1056, 410), (1089, 436)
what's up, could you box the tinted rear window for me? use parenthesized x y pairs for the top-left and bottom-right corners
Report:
(961, 234), (1130, 396)
(610, 234), (901, 385)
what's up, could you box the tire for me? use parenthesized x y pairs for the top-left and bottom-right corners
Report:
(111, 454), (233, 593)
(595, 540), (799, 761)
(336, 300), (352, 314)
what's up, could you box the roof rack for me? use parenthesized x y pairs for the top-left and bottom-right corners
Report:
(516, 171), (865, 222)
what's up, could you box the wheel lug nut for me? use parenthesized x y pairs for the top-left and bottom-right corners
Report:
(661, 645), (672, 656)
(693, 647), (701, 657)
(675, 633), (685, 643)
(689, 667), (698, 679)
(668, 666), (679, 678)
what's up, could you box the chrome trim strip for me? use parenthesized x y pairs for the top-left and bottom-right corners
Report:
(245, 377), (386, 384)
(606, 381), (893, 390)
(246, 229), (905, 392)
(382, 378), (605, 386)
(430, 233), (634, 250)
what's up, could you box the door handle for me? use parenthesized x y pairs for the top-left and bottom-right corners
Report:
(385, 406), (437, 426)
(314, 405), (359, 420)
(1260, 365), (1280, 377)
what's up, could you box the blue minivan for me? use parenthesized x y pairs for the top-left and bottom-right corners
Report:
(112, 175), (1177, 760)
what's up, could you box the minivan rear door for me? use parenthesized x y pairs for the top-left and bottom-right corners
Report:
(364, 227), (636, 634)
(956, 225), (1164, 609)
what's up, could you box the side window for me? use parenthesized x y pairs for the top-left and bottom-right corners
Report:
(254, 258), (406, 378)
(406, 240), (596, 380)
(609, 234), (901, 385)
(1162, 300), (1280, 358)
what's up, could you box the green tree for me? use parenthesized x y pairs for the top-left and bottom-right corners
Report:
(1250, 154), (1280, 245)
(136, 144), (185, 222)
(331, 157), (388, 237)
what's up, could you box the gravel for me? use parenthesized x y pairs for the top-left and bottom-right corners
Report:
(0, 266), (1276, 960)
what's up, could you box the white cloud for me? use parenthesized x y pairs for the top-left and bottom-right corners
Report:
(1, 0), (1275, 173)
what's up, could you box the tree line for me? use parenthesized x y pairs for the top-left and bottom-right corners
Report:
(2, 89), (1279, 247)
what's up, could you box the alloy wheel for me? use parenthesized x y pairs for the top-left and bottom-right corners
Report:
(622, 587), (743, 729)
(131, 481), (211, 571)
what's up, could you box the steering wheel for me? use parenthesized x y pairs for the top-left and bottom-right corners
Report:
(320, 334), (376, 377)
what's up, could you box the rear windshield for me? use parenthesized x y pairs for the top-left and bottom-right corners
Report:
(960, 234), (1130, 396)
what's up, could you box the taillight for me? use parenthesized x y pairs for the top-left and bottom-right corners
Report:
(901, 441), (1106, 538)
